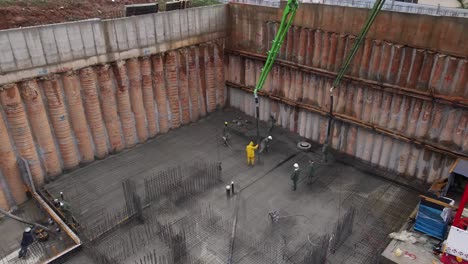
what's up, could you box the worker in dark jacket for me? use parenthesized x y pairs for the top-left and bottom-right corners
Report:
(259, 136), (272, 153)
(222, 122), (230, 146)
(306, 160), (315, 185)
(18, 227), (34, 258)
(60, 201), (74, 225)
(291, 163), (300, 191)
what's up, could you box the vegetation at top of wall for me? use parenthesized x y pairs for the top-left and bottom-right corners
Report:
(457, 0), (468, 8)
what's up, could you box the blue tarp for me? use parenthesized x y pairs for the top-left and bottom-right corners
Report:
(414, 204), (448, 240)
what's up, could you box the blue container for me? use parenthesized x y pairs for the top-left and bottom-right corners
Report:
(414, 204), (447, 240)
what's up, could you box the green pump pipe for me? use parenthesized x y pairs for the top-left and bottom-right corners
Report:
(253, 0), (299, 142)
(324, 0), (386, 154)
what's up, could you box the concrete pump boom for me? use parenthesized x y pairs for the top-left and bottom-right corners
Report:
(253, 0), (299, 142)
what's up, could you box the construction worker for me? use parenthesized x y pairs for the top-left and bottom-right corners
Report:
(18, 227), (34, 258)
(246, 141), (259, 166)
(291, 163), (300, 191)
(222, 121), (230, 146)
(60, 201), (75, 225)
(259, 136), (272, 153)
(322, 143), (329, 163)
(268, 114), (276, 134)
(306, 160), (315, 185)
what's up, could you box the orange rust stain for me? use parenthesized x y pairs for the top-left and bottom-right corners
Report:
(140, 57), (158, 138)
(346, 126), (357, 156)
(96, 65), (124, 152)
(151, 55), (170, 134)
(214, 42), (225, 108)
(21, 80), (62, 177)
(428, 54), (446, 92)
(407, 49), (425, 88)
(416, 51), (435, 91)
(305, 29), (314, 67)
(312, 30), (322, 68)
(285, 27), (294, 61)
(178, 50), (191, 125)
(0, 186), (8, 210)
(127, 58), (149, 142)
(406, 99), (422, 137)
(439, 110), (457, 144)
(297, 28), (307, 65)
(112, 61), (137, 148)
(327, 33), (338, 71)
(165, 51), (182, 128)
(334, 34), (347, 72)
(205, 45), (217, 113)
(378, 42), (392, 82)
(0, 113), (27, 205)
(295, 72), (303, 102)
(453, 60), (467, 98)
(370, 90), (383, 124)
(453, 112), (467, 148)
(441, 57), (458, 94)
(320, 32), (330, 70)
(281, 67), (291, 100)
(197, 46), (208, 116)
(0, 85), (44, 186)
(368, 40), (382, 80)
(62, 71), (95, 163)
(188, 48), (200, 122)
(272, 65), (280, 96)
(79, 67), (109, 159)
(361, 89), (373, 123)
(417, 101), (433, 138)
(358, 38), (373, 78)
(388, 45), (403, 84)
(42, 77), (79, 169)
(396, 47), (413, 87)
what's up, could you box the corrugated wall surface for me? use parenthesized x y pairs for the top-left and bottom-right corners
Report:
(226, 3), (467, 186)
(0, 41), (225, 210)
(228, 88), (455, 186)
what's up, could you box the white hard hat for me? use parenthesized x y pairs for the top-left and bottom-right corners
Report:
(293, 163), (299, 168)
(267, 136), (272, 140)
(25, 227), (32, 233)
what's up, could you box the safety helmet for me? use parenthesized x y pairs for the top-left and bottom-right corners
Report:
(25, 227), (32, 233)
(224, 121), (228, 125)
(293, 163), (299, 168)
(267, 136), (272, 140)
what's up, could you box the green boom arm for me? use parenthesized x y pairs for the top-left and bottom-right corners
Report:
(253, 0), (299, 141)
(254, 0), (299, 96)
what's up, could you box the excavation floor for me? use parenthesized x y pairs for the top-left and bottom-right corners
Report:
(43, 108), (420, 263)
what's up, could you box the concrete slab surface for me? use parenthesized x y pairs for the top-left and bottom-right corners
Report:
(41, 108), (420, 263)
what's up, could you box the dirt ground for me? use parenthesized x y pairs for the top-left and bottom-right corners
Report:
(0, 0), (154, 30)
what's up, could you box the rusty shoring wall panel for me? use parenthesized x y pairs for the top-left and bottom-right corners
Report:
(226, 82), (466, 160)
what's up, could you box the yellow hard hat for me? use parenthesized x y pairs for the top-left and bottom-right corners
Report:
(224, 122), (228, 125)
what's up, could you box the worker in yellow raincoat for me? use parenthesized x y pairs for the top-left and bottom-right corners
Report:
(246, 141), (258, 166)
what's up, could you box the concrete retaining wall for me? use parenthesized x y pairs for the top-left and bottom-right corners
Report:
(0, 5), (227, 211)
(0, 4), (227, 85)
